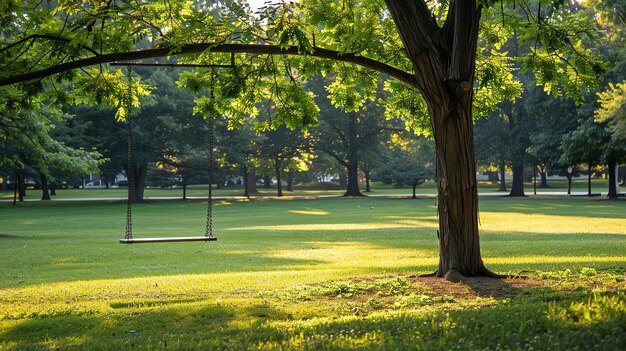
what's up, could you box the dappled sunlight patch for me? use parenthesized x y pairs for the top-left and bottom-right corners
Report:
(266, 241), (438, 269)
(479, 212), (626, 234)
(228, 222), (433, 231)
(288, 209), (330, 216)
(485, 256), (626, 265)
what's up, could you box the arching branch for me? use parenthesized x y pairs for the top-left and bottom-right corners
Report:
(0, 43), (416, 87)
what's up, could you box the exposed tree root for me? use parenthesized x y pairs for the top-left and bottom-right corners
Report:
(478, 264), (507, 278)
(418, 271), (438, 278)
(444, 268), (464, 282)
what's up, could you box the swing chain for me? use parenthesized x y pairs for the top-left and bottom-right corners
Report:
(125, 66), (133, 241)
(205, 68), (216, 238)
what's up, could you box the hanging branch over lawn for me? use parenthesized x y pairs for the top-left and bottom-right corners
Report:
(0, 43), (416, 87)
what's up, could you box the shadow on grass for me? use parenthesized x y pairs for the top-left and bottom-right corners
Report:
(1, 288), (624, 350)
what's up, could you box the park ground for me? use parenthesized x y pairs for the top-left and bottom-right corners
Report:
(0, 195), (624, 350)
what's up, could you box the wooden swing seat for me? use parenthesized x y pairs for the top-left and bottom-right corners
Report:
(119, 236), (217, 244)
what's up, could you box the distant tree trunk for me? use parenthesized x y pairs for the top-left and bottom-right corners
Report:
(18, 173), (25, 201)
(182, 183), (187, 200)
(499, 162), (507, 191)
(364, 167), (371, 192)
(243, 167), (258, 197)
(12, 173), (18, 205)
(538, 165), (549, 188)
(607, 160), (618, 199)
(343, 112), (363, 197)
(40, 173), (51, 201)
(286, 169), (294, 192)
(587, 162), (593, 196)
(132, 163), (147, 202)
(344, 162), (363, 196)
(509, 164), (525, 197)
(50, 182), (56, 196)
(274, 157), (283, 197)
(412, 180), (418, 199)
(567, 173), (572, 195)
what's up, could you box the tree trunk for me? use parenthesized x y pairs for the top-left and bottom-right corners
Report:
(132, 163), (147, 203)
(499, 162), (507, 191)
(385, 0), (491, 280)
(587, 162), (593, 196)
(431, 97), (488, 281)
(509, 164), (525, 197)
(182, 183), (187, 200)
(50, 182), (56, 196)
(18, 174), (25, 201)
(343, 112), (363, 196)
(364, 167), (371, 192)
(539, 166), (549, 188)
(412, 180), (417, 199)
(243, 168), (258, 197)
(343, 162), (363, 196)
(40, 173), (51, 201)
(567, 174), (572, 195)
(607, 160), (618, 199)
(286, 169), (294, 192)
(263, 176), (271, 188)
(13, 173), (18, 205)
(274, 157), (283, 197)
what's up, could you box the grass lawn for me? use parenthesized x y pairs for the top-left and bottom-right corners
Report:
(0, 197), (624, 350)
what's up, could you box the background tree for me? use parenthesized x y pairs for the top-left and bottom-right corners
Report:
(561, 108), (608, 196)
(374, 135), (436, 199)
(474, 112), (511, 191)
(309, 76), (400, 196)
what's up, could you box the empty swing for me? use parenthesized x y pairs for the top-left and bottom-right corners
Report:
(119, 65), (218, 244)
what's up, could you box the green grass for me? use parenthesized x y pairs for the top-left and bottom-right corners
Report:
(0, 197), (624, 350)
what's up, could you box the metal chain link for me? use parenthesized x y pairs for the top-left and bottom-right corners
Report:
(205, 116), (214, 238)
(205, 69), (216, 238)
(124, 66), (133, 241)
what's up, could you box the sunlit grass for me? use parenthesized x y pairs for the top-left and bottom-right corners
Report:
(0, 196), (624, 350)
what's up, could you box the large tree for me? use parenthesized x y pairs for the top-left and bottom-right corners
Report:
(0, 0), (602, 280)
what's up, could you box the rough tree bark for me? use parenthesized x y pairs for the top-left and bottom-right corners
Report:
(386, 0), (493, 280)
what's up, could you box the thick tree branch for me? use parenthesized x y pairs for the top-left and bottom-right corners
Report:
(0, 43), (416, 87)
(0, 34), (101, 57)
